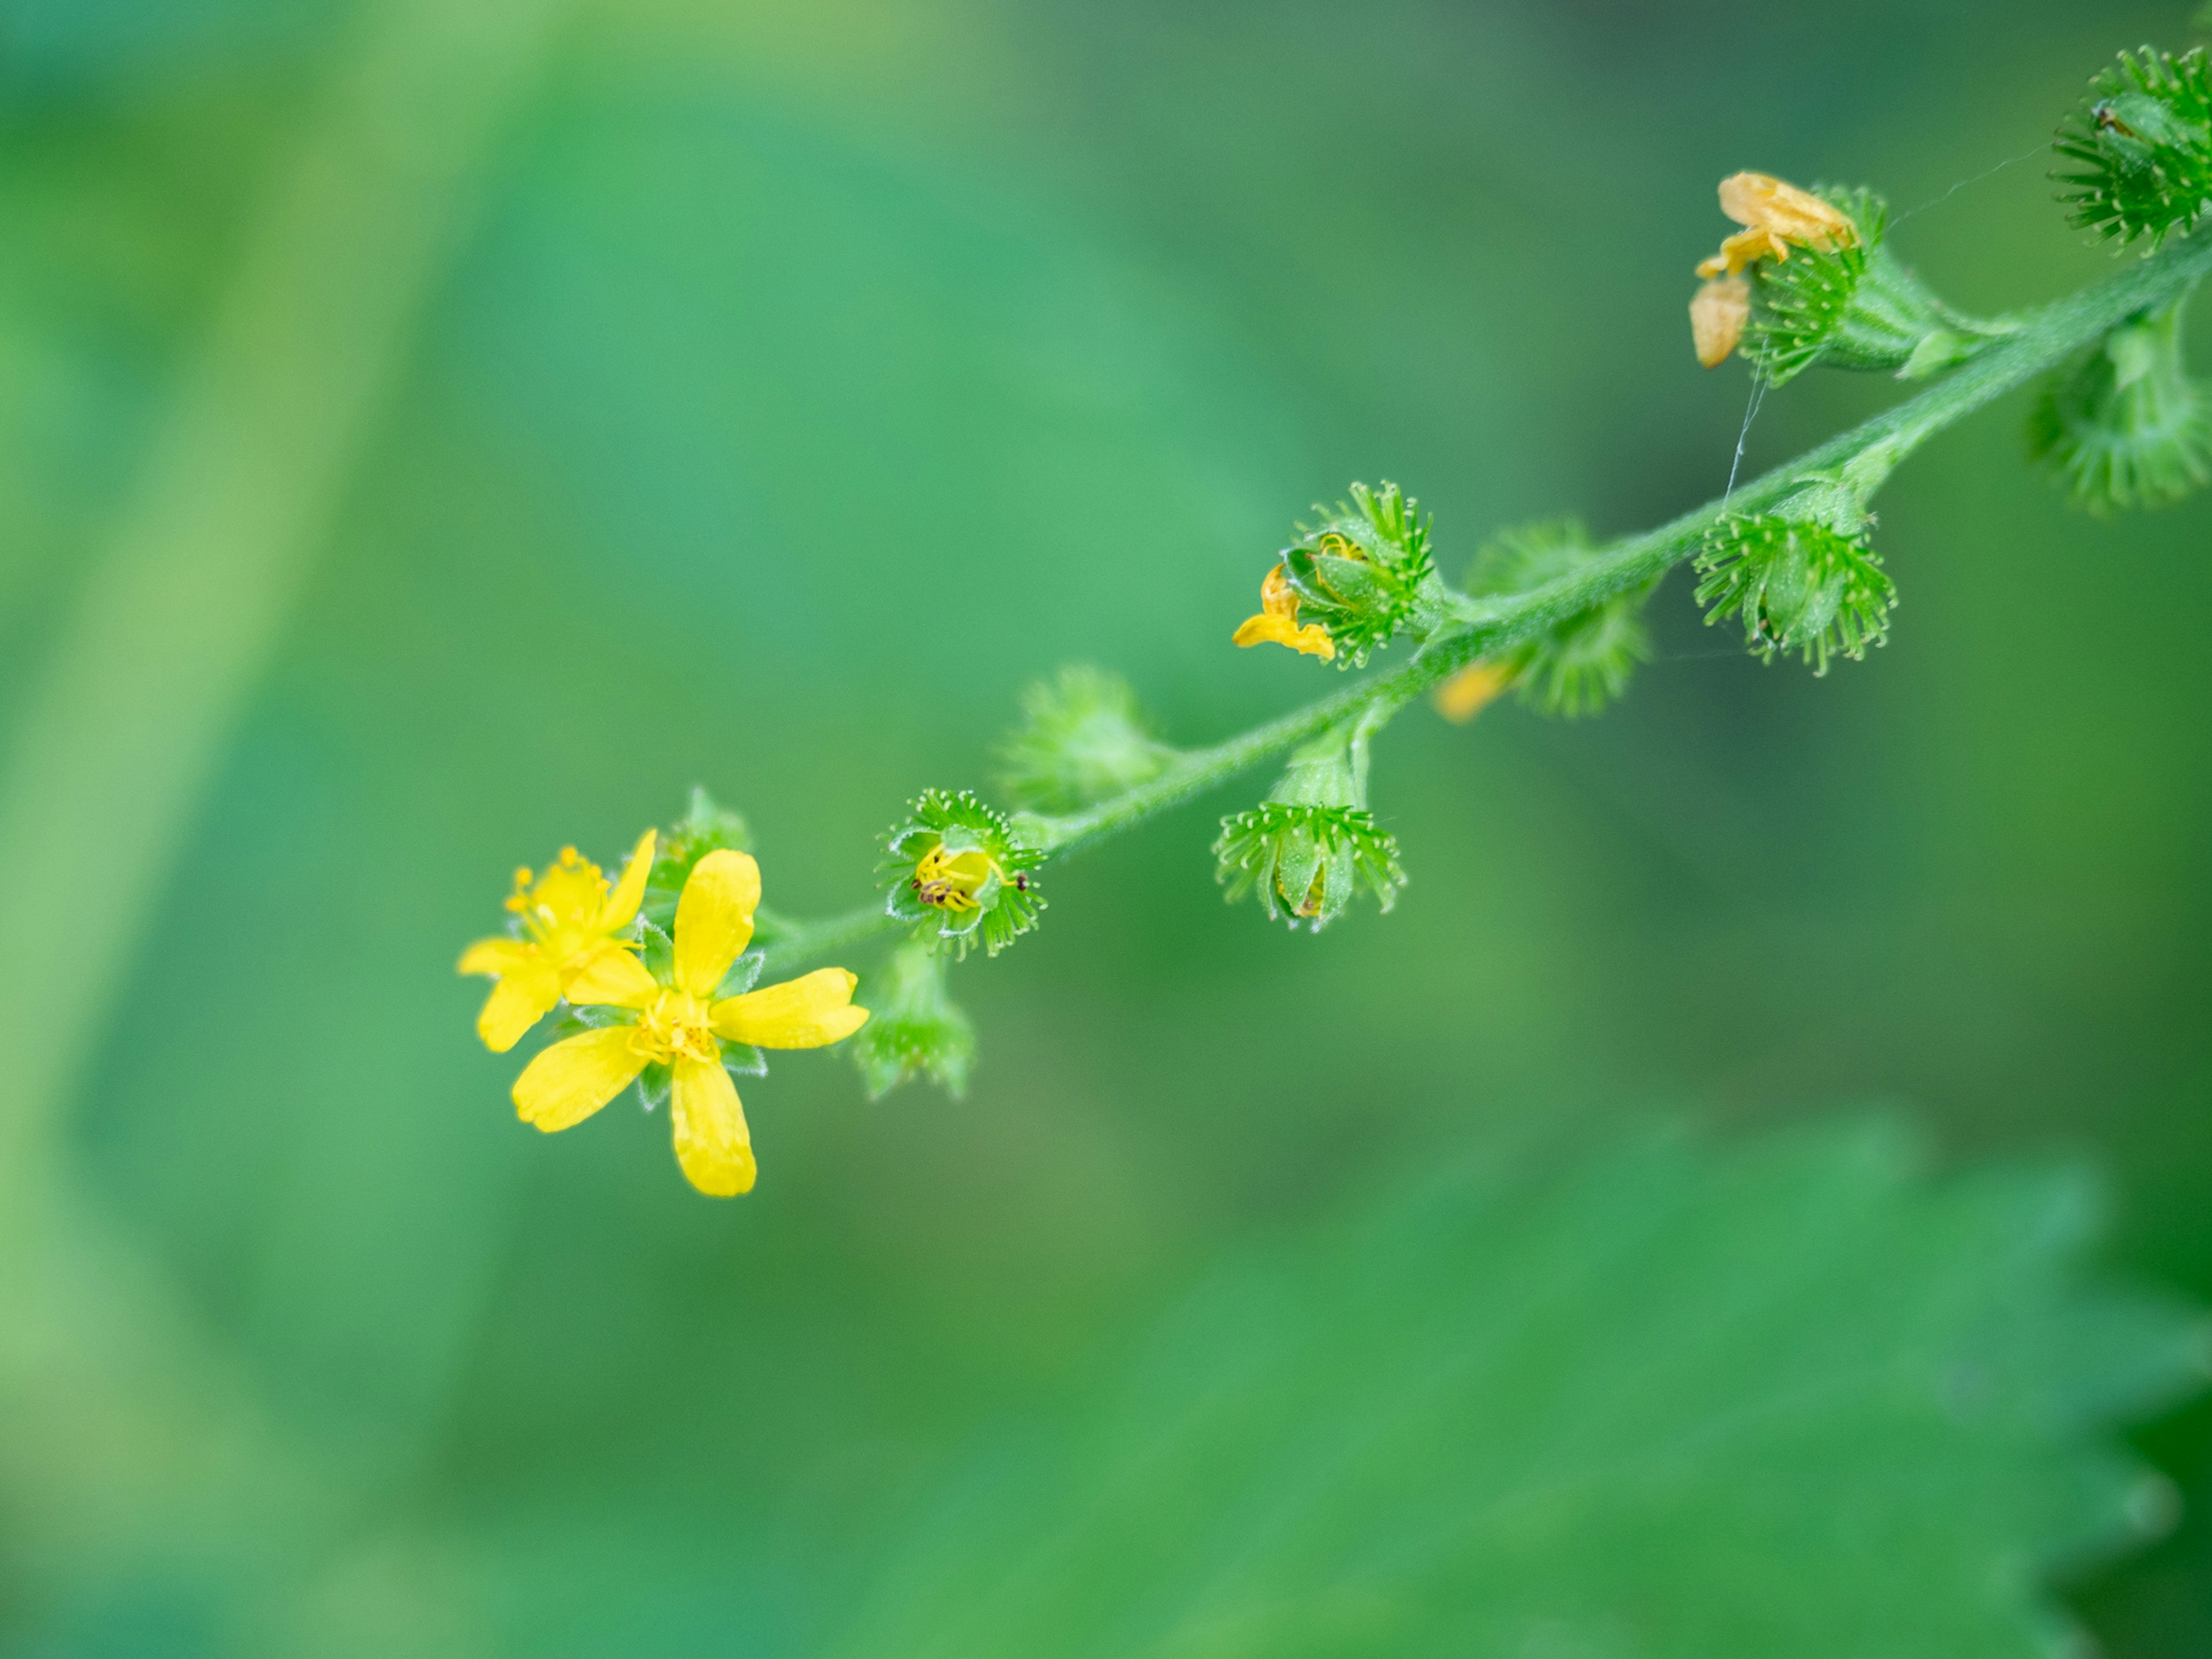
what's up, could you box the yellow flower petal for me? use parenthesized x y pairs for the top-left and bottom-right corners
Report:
(512, 1025), (648, 1132)
(1717, 171), (1857, 251)
(475, 961), (562, 1054)
(673, 848), (760, 997)
(1691, 276), (1751, 369)
(1232, 612), (1336, 660)
(671, 1054), (755, 1196)
(596, 828), (658, 931)
(458, 937), (535, 976)
(713, 968), (869, 1049)
(566, 942), (657, 1007)
(1432, 661), (1516, 724)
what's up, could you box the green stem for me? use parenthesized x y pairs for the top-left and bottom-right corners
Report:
(771, 230), (2212, 974)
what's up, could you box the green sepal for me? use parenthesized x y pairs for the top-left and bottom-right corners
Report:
(849, 943), (977, 1100)
(1214, 804), (1405, 931)
(1745, 187), (2014, 387)
(635, 1060), (671, 1113)
(1694, 513), (1896, 676)
(718, 1039), (767, 1078)
(2029, 297), (2212, 511)
(1279, 480), (1441, 668)
(637, 918), (675, 982)
(997, 665), (1175, 813)
(642, 786), (754, 932)
(1465, 518), (1653, 717)
(714, 949), (765, 1001)
(878, 789), (1046, 960)
(2055, 47), (2212, 247)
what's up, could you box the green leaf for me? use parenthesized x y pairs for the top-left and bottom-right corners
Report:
(826, 1118), (2207, 1658)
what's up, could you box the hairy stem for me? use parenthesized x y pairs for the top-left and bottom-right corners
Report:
(768, 230), (2212, 975)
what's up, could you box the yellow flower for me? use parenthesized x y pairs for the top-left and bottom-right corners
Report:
(1694, 172), (1859, 281)
(1690, 275), (1752, 369)
(1232, 563), (1336, 660)
(912, 843), (1008, 913)
(507, 849), (869, 1196)
(457, 830), (657, 1053)
(1431, 660), (1516, 723)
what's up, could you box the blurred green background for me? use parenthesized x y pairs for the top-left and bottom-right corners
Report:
(4, 0), (2212, 1652)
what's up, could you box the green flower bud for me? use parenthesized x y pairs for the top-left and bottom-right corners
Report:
(642, 786), (752, 933)
(850, 943), (976, 1100)
(1744, 188), (2016, 386)
(880, 789), (1044, 959)
(1695, 512), (1895, 676)
(1465, 519), (1653, 717)
(1214, 723), (1404, 931)
(2030, 298), (2212, 512)
(2056, 48), (2212, 248)
(1277, 481), (1441, 668)
(997, 665), (1175, 813)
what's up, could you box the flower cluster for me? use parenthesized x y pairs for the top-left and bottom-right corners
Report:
(459, 816), (868, 1196)
(1691, 173), (1859, 368)
(1235, 482), (1439, 668)
(881, 789), (1045, 958)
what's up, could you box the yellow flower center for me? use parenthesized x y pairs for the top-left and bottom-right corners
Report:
(912, 843), (1017, 913)
(630, 987), (721, 1066)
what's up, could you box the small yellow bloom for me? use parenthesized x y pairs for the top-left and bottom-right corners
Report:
(457, 830), (657, 1053)
(1432, 660), (1516, 723)
(1694, 171), (1859, 281)
(1233, 564), (1335, 660)
(1690, 275), (1752, 369)
(507, 849), (868, 1197)
(912, 843), (1011, 914)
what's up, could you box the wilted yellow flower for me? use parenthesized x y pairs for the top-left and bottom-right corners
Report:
(508, 849), (868, 1196)
(457, 830), (657, 1053)
(1691, 275), (1752, 369)
(1694, 172), (1859, 280)
(1432, 660), (1516, 723)
(1233, 563), (1335, 660)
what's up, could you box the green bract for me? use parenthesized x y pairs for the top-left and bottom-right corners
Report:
(1280, 480), (1440, 667)
(880, 789), (1045, 959)
(1695, 513), (1896, 675)
(1747, 187), (2013, 385)
(997, 665), (1175, 813)
(2056, 47), (2212, 247)
(2031, 297), (2212, 510)
(1466, 518), (1652, 717)
(850, 942), (976, 1099)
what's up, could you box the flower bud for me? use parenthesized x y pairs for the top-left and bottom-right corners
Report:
(1465, 519), (1652, 717)
(643, 786), (753, 932)
(2056, 48), (2212, 247)
(1214, 725), (1404, 931)
(849, 943), (976, 1099)
(1694, 512), (1895, 676)
(880, 789), (1045, 958)
(997, 665), (1176, 813)
(2031, 298), (2212, 512)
